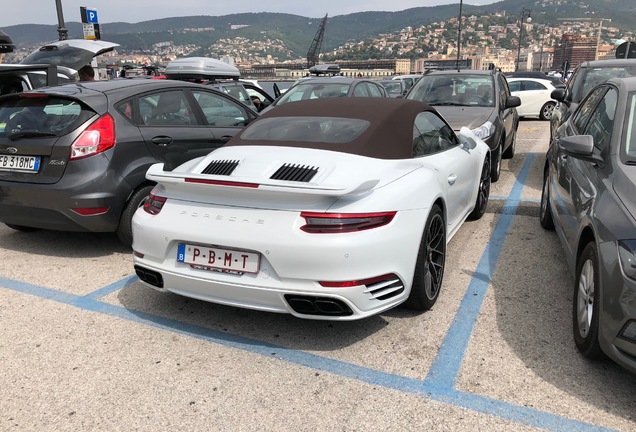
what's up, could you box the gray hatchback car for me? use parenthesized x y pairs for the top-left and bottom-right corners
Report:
(540, 76), (636, 373)
(0, 79), (258, 246)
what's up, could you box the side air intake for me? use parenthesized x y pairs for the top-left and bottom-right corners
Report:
(201, 160), (239, 176)
(270, 163), (318, 182)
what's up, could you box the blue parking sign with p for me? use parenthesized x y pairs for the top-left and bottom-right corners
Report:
(87, 9), (99, 23)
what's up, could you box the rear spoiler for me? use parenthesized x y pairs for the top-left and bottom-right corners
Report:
(146, 163), (379, 197)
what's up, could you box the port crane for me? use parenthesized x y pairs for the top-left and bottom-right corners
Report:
(307, 14), (328, 68)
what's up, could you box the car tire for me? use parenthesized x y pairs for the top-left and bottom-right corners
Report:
(490, 141), (503, 182)
(573, 242), (604, 359)
(403, 204), (446, 311)
(539, 168), (555, 230)
(116, 185), (154, 248)
(503, 129), (516, 159)
(5, 224), (39, 232)
(540, 101), (556, 121)
(468, 154), (491, 220)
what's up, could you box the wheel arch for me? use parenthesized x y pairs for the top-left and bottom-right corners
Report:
(576, 225), (597, 263)
(123, 180), (156, 211)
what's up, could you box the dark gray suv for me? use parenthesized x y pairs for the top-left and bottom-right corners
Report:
(0, 79), (258, 246)
(406, 69), (520, 181)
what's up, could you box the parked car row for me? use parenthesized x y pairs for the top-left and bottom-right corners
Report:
(1, 42), (634, 373)
(539, 58), (636, 374)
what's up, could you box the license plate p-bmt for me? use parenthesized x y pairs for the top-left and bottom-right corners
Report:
(177, 243), (260, 274)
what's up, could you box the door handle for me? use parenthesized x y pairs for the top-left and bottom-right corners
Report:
(219, 135), (233, 143)
(448, 174), (457, 185)
(151, 136), (173, 146)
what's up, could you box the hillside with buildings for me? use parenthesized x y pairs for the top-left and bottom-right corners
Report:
(1, 0), (634, 77)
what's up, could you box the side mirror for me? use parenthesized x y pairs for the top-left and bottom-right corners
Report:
(551, 88), (567, 104)
(505, 95), (521, 108)
(458, 127), (478, 150)
(558, 135), (603, 165)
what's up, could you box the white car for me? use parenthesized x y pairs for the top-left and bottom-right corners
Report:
(507, 77), (557, 120)
(131, 98), (491, 320)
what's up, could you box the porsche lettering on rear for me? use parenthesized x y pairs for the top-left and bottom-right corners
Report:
(178, 210), (265, 225)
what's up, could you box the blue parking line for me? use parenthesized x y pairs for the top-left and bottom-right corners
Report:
(0, 151), (618, 432)
(81, 275), (138, 301)
(425, 153), (536, 389)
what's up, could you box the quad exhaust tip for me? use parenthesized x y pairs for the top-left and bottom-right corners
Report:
(285, 295), (353, 316)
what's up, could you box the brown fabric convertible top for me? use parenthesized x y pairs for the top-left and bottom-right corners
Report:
(226, 97), (437, 159)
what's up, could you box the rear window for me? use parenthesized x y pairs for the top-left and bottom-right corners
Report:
(581, 66), (636, 99)
(240, 116), (369, 144)
(0, 96), (93, 137)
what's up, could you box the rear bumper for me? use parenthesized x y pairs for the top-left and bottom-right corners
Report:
(0, 163), (132, 232)
(132, 201), (429, 320)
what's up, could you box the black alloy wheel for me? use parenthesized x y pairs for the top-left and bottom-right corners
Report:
(468, 154), (491, 220)
(404, 204), (446, 310)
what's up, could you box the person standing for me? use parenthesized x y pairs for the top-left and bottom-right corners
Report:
(79, 65), (95, 81)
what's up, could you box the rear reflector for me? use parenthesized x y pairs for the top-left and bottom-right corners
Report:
(185, 178), (259, 188)
(320, 274), (398, 288)
(70, 113), (116, 160)
(71, 207), (109, 216)
(300, 211), (396, 233)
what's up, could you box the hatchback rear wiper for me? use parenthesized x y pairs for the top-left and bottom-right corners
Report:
(8, 131), (57, 140)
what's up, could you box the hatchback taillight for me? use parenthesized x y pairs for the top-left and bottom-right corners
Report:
(70, 113), (116, 160)
(300, 211), (396, 233)
(143, 193), (167, 215)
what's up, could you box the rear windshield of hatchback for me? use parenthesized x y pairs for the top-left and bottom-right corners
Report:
(0, 96), (93, 137)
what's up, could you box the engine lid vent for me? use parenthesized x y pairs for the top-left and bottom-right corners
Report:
(201, 160), (239, 176)
(270, 163), (318, 182)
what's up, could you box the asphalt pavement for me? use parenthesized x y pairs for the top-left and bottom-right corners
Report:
(1, 120), (635, 431)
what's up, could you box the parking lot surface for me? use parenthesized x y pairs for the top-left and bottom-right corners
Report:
(1, 121), (635, 431)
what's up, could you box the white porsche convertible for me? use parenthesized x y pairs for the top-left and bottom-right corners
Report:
(132, 98), (491, 320)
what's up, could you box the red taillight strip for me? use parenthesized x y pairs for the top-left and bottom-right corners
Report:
(319, 273), (397, 288)
(300, 211), (396, 233)
(184, 178), (259, 188)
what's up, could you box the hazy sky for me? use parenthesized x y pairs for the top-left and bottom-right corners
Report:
(1, 0), (496, 28)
